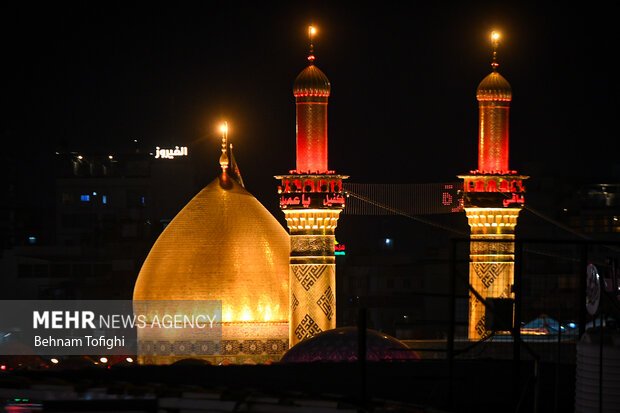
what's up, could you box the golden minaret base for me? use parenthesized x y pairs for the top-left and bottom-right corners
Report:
(284, 208), (342, 346)
(465, 206), (521, 339)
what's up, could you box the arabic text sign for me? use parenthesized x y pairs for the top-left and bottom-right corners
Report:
(154, 146), (188, 159)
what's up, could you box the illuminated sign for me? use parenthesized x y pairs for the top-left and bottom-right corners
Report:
(278, 177), (344, 194)
(335, 240), (345, 256)
(462, 177), (525, 193)
(279, 193), (345, 209)
(277, 174), (347, 210)
(154, 146), (188, 159)
(459, 175), (526, 209)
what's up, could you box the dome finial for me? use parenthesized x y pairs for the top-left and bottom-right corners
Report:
(307, 25), (316, 63)
(491, 31), (500, 71)
(219, 121), (229, 172)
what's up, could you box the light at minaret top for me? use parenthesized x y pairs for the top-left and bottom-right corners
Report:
(475, 31), (513, 175)
(292, 25), (332, 174)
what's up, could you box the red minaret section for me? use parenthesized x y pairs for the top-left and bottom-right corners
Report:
(293, 32), (330, 173)
(477, 72), (511, 173)
(475, 33), (511, 174)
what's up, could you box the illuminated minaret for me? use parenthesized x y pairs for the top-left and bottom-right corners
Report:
(458, 32), (528, 340)
(276, 26), (347, 347)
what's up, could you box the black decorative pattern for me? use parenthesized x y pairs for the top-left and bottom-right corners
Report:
(316, 286), (334, 320)
(290, 236), (333, 255)
(473, 263), (506, 288)
(294, 314), (323, 341)
(292, 265), (327, 291)
(291, 293), (299, 312)
(475, 315), (487, 337)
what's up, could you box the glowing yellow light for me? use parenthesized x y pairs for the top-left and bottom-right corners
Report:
(309, 26), (316, 36)
(240, 306), (253, 322)
(99, 357), (108, 363)
(125, 357), (133, 363)
(50, 358), (59, 364)
(220, 123), (228, 134)
(492, 31), (500, 41)
(223, 305), (233, 322)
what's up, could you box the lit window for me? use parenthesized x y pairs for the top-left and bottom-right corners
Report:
(80, 195), (90, 202)
(28, 236), (36, 245)
(141, 196), (145, 205)
(102, 195), (107, 204)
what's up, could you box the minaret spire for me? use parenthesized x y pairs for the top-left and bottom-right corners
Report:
(219, 121), (229, 172)
(491, 31), (500, 71)
(308, 25), (316, 63)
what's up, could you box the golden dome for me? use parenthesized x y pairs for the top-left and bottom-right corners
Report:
(293, 64), (331, 97)
(133, 172), (290, 323)
(476, 71), (512, 101)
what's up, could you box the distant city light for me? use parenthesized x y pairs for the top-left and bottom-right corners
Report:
(92, 192), (97, 196)
(108, 155), (113, 159)
(568, 322), (576, 328)
(492, 31), (500, 41)
(50, 358), (59, 364)
(28, 236), (36, 244)
(99, 357), (108, 363)
(220, 123), (228, 134)
(102, 195), (107, 204)
(126, 357), (133, 363)
(77, 155), (83, 160)
(385, 238), (392, 245)
(0, 365), (6, 370)
(80, 195), (90, 202)
(309, 26), (316, 36)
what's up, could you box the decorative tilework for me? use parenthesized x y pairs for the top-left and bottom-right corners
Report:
(294, 314), (323, 341)
(316, 286), (334, 321)
(292, 265), (327, 291)
(472, 262), (507, 288)
(291, 293), (299, 312)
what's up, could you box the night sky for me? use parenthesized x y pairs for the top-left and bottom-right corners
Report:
(2, 2), (619, 207)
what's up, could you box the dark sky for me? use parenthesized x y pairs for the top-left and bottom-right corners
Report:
(2, 2), (619, 203)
